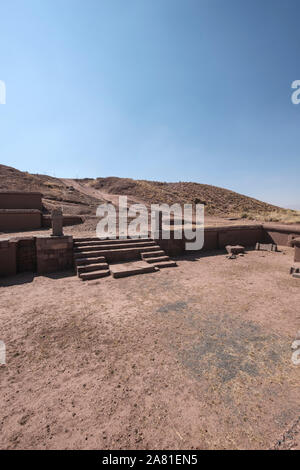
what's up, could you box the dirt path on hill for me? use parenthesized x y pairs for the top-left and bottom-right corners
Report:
(60, 179), (251, 226)
(61, 179), (146, 209)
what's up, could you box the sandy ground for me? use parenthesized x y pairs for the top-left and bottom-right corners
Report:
(0, 246), (299, 450)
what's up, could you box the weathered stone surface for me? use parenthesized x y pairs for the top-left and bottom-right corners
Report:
(42, 214), (83, 228)
(51, 208), (63, 237)
(0, 239), (16, 276)
(0, 209), (41, 231)
(218, 226), (263, 248)
(0, 191), (42, 210)
(36, 235), (73, 274)
(290, 264), (300, 275)
(110, 261), (157, 278)
(15, 237), (36, 272)
(290, 237), (300, 262)
(290, 237), (300, 247)
(226, 245), (245, 255)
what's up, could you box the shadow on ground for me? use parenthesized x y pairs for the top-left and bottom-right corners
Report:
(0, 272), (35, 286)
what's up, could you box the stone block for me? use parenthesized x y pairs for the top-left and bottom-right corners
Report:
(255, 243), (278, 252)
(290, 264), (300, 275)
(226, 245), (245, 255)
(51, 208), (63, 237)
(36, 236), (74, 274)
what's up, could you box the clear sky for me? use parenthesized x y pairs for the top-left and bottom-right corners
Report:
(0, 0), (300, 208)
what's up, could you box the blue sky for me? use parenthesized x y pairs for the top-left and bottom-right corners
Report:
(0, 0), (300, 208)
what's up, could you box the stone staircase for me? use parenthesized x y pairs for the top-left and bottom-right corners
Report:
(73, 237), (177, 280)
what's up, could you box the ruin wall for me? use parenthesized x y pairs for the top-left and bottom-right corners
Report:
(0, 192), (42, 210)
(0, 210), (42, 232)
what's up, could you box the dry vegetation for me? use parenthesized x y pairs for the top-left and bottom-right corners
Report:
(88, 176), (296, 222)
(1, 164), (298, 223)
(240, 210), (300, 224)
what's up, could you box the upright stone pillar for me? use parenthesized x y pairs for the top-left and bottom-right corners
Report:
(292, 237), (300, 262)
(51, 208), (63, 237)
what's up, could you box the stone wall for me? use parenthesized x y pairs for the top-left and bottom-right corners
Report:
(14, 237), (36, 272)
(211, 225), (264, 249)
(0, 210), (42, 231)
(42, 214), (83, 228)
(263, 223), (300, 247)
(1, 222), (300, 279)
(157, 224), (265, 254)
(0, 236), (74, 277)
(0, 239), (17, 276)
(155, 237), (185, 257)
(0, 192), (42, 210)
(36, 236), (74, 274)
(290, 238), (300, 263)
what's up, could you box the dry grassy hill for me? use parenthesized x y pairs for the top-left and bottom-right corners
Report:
(1, 164), (299, 223)
(87, 176), (300, 223)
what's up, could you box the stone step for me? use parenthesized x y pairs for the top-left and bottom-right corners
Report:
(110, 262), (157, 279)
(74, 241), (156, 252)
(292, 273), (300, 279)
(153, 260), (177, 269)
(74, 238), (152, 247)
(80, 269), (110, 281)
(144, 255), (170, 263)
(74, 245), (162, 261)
(75, 256), (106, 266)
(77, 263), (108, 274)
(74, 237), (102, 242)
(141, 250), (165, 259)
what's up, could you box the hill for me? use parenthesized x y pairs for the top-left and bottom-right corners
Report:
(1, 164), (299, 223)
(86, 176), (299, 222)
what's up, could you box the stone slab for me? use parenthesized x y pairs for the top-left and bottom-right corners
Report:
(255, 243), (278, 252)
(226, 245), (245, 255)
(110, 261), (157, 278)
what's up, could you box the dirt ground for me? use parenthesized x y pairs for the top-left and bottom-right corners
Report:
(0, 245), (299, 450)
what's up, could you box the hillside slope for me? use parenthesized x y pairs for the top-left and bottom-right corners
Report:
(86, 176), (282, 217)
(1, 164), (299, 223)
(0, 165), (103, 215)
